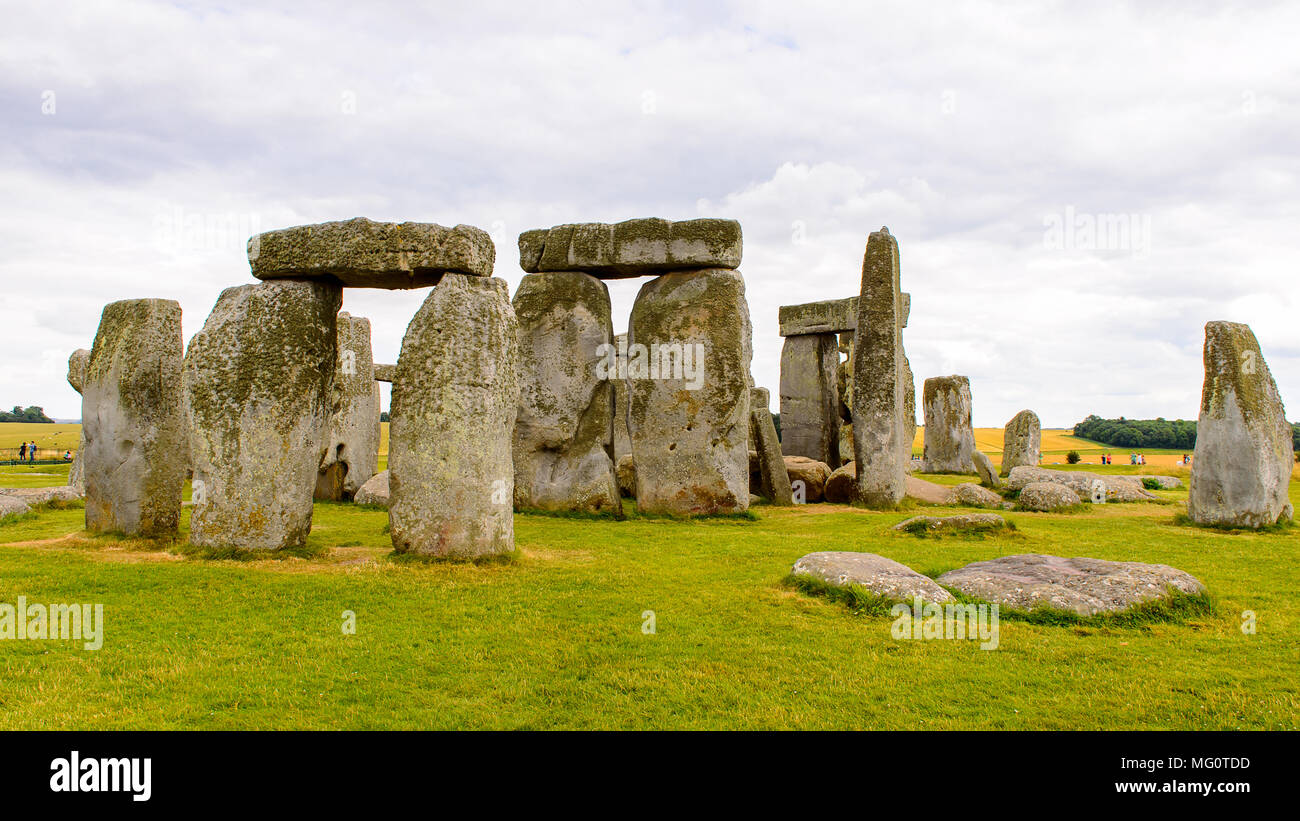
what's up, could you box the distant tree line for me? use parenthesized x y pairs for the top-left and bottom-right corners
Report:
(1074, 414), (1300, 453)
(0, 406), (54, 423)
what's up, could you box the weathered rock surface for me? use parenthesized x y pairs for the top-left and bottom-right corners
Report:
(792, 551), (954, 603)
(0, 486), (84, 506)
(1000, 409), (1041, 476)
(373, 364), (396, 383)
(1016, 482), (1081, 512)
(1138, 475), (1183, 490)
(627, 269), (751, 514)
(390, 274), (520, 557)
(249, 217), (494, 288)
(784, 456), (832, 503)
(185, 280), (341, 550)
(824, 461), (857, 504)
(82, 299), (185, 538)
(354, 470), (390, 507)
(778, 333), (840, 465)
(1006, 467), (1157, 502)
(921, 375), (975, 473)
(0, 495), (31, 519)
(851, 228), (908, 507)
(778, 293), (910, 336)
(67, 349), (90, 393)
(1188, 321), (1295, 528)
(837, 421), (854, 467)
(947, 482), (1004, 509)
(893, 513), (1010, 535)
(512, 271), (621, 514)
(615, 454), (636, 498)
(749, 387), (793, 505)
(904, 474), (953, 505)
(972, 450), (1000, 488)
(938, 554), (1207, 616)
(316, 312), (381, 501)
(611, 333), (633, 461)
(519, 218), (742, 278)
(66, 348), (91, 491)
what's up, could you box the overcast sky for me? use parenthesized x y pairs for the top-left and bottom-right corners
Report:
(3, 0), (1297, 427)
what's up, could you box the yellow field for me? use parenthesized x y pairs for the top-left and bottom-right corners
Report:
(0, 422), (82, 455)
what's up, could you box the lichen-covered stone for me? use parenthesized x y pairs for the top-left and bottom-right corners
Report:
(315, 312), (381, 501)
(67, 349), (90, 393)
(627, 269), (751, 514)
(938, 554), (1206, 616)
(947, 482), (1004, 509)
(850, 228), (908, 507)
(0, 495), (31, 520)
(249, 217), (495, 289)
(66, 348), (91, 491)
(784, 456), (832, 503)
(354, 470), (389, 507)
(749, 387), (793, 506)
(373, 364), (396, 383)
(389, 274), (520, 558)
(512, 271), (621, 514)
(921, 375), (975, 473)
(972, 450), (1000, 488)
(779, 333), (840, 466)
(611, 333), (632, 461)
(83, 299), (185, 538)
(519, 218), (742, 278)
(823, 460), (857, 504)
(1016, 482), (1081, 512)
(792, 551), (953, 603)
(1188, 321), (1294, 528)
(185, 281), (341, 550)
(893, 513), (1009, 534)
(1006, 467), (1156, 502)
(1000, 409), (1041, 476)
(778, 292), (910, 336)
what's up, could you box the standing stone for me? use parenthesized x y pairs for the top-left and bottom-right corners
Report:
(1188, 321), (1294, 528)
(749, 387), (793, 505)
(1000, 409), (1041, 476)
(921, 375), (976, 473)
(512, 271), (621, 514)
(66, 349), (91, 491)
(185, 281), (341, 550)
(390, 274), (520, 557)
(902, 355), (917, 461)
(82, 299), (185, 537)
(850, 228), (907, 507)
(315, 312), (381, 501)
(972, 450), (1000, 489)
(628, 269), (751, 514)
(779, 333), (839, 465)
(611, 333), (633, 461)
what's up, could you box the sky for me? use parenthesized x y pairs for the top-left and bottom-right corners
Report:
(2, 0), (1297, 427)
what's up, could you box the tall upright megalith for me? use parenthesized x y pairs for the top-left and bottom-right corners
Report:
(185, 281), (341, 550)
(1188, 321), (1294, 528)
(82, 299), (185, 537)
(628, 269), (752, 514)
(1000, 409), (1041, 476)
(850, 228), (907, 507)
(749, 387), (794, 505)
(315, 312), (381, 501)
(512, 271), (621, 514)
(66, 348), (91, 491)
(611, 333), (633, 461)
(922, 375), (976, 473)
(390, 274), (520, 557)
(779, 334), (840, 465)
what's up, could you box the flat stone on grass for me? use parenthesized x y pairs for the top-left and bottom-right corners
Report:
(792, 551), (954, 603)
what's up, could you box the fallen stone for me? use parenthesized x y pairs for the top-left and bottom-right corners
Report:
(518, 218), (742, 278)
(749, 387), (793, 506)
(937, 554), (1207, 616)
(1137, 475), (1183, 490)
(1000, 409), (1041, 476)
(1016, 482), (1081, 512)
(249, 217), (495, 288)
(1006, 466), (1157, 502)
(904, 474), (953, 505)
(354, 470), (390, 507)
(784, 456), (831, 503)
(1188, 321), (1295, 528)
(947, 482), (1004, 509)
(921, 375), (975, 473)
(389, 274), (520, 558)
(316, 312), (381, 501)
(824, 461), (857, 504)
(972, 450), (1000, 488)
(512, 271), (621, 514)
(0, 495), (30, 519)
(791, 551), (954, 603)
(0, 486), (84, 506)
(893, 513), (1010, 535)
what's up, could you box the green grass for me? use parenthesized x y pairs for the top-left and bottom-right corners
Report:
(0, 469), (1296, 730)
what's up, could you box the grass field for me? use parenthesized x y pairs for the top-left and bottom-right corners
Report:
(1, 459), (1296, 730)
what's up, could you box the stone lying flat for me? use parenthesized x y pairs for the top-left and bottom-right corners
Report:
(1137, 475), (1182, 489)
(784, 456), (832, 503)
(904, 474), (952, 505)
(778, 293), (910, 336)
(373, 364), (396, 383)
(0, 486), (84, 506)
(1016, 482), (1080, 511)
(937, 554), (1206, 616)
(893, 513), (1009, 534)
(518, 218), (741, 278)
(354, 470), (389, 507)
(249, 217), (495, 289)
(792, 551), (953, 603)
(1006, 466), (1157, 502)
(0, 495), (31, 519)
(947, 482), (1004, 509)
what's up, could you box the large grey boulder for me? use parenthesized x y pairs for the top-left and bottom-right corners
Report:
(627, 269), (751, 514)
(66, 348), (91, 491)
(389, 274), (520, 558)
(938, 554), (1206, 616)
(792, 551), (954, 603)
(82, 299), (185, 538)
(518, 218), (742, 278)
(0, 495), (31, 519)
(1000, 409), (1041, 476)
(354, 470), (389, 507)
(748, 387), (793, 506)
(823, 460), (857, 504)
(1016, 482), (1081, 512)
(1188, 321), (1294, 528)
(947, 482), (1004, 509)
(511, 271), (621, 514)
(185, 280), (341, 550)
(1006, 466), (1156, 502)
(784, 456), (832, 503)
(316, 312), (381, 501)
(850, 228), (908, 507)
(921, 375), (975, 473)
(777, 293), (910, 336)
(893, 513), (1010, 535)
(249, 217), (495, 288)
(779, 333), (840, 466)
